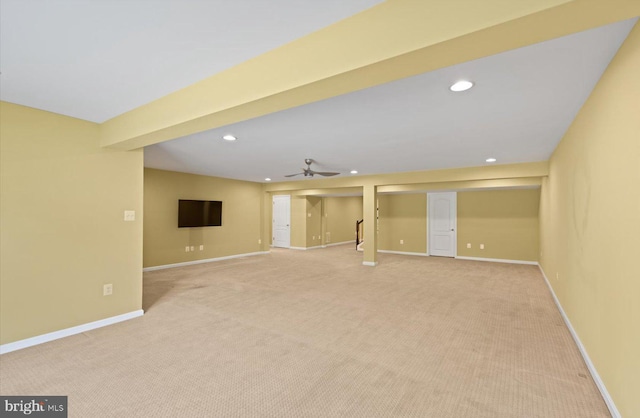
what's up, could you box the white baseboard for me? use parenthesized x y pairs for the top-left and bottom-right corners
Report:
(143, 251), (269, 272)
(538, 265), (620, 418)
(0, 310), (144, 355)
(362, 261), (378, 266)
(455, 256), (538, 265)
(378, 250), (429, 257)
(324, 241), (354, 247)
(288, 242), (354, 251)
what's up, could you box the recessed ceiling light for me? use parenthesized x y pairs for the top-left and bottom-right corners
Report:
(264, 178), (271, 181)
(350, 170), (358, 174)
(222, 134), (237, 141)
(450, 80), (474, 92)
(486, 158), (497, 163)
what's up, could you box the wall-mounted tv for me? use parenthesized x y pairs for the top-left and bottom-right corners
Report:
(178, 200), (222, 228)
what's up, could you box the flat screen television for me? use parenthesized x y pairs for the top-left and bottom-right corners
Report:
(178, 200), (222, 228)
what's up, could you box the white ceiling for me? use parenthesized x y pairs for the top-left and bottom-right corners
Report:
(0, 0), (382, 122)
(1, 2), (636, 184)
(144, 19), (636, 182)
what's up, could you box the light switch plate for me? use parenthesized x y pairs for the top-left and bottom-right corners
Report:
(124, 210), (135, 221)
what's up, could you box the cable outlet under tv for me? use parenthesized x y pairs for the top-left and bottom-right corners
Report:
(103, 284), (113, 296)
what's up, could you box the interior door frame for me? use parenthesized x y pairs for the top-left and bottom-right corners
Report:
(427, 192), (457, 257)
(272, 195), (291, 248)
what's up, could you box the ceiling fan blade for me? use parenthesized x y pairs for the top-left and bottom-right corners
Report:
(285, 160), (339, 178)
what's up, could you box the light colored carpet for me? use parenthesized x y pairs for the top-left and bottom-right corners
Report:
(1, 246), (609, 417)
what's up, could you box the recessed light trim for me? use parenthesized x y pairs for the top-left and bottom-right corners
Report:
(264, 178), (271, 181)
(450, 80), (474, 92)
(485, 158), (497, 163)
(350, 170), (358, 174)
(222, 134), (237, 141)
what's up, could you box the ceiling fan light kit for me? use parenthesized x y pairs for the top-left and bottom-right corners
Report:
(285, 159), (340, 178)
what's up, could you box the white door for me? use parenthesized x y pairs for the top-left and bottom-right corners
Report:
(428, 192), (456, 257)
(272, 195), (291, 248)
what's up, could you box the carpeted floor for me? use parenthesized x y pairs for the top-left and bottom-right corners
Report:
(0, 246), (609, 417)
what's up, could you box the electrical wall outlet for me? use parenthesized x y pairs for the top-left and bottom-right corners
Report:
(123, 210), (135, 221)
(185, 246), (190, 252)
(199, 245), (204, 251)
(400, 239), (404, 245)
(307, 213), (311, 217)
(190, 246), (194, 251)
(480, 244), (485, 250)
(103, 284), (113, 296)
(258, 239), (261, 244)
(466, 243), (471, 248)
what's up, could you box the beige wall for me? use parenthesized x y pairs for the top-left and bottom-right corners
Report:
(306, 197), (322, 247)
(323, 196), (363, 244)
(379, 194), (427, 253)
(272, 194), (363, 249)
(377, 190), (539, 259)
(0, 102), (143, 345)
(288, 196), (324, 248)
(539, 22), (640, 417)
(289, 196), (307, 248)
(143, 168), (263, 267)
(458, 189), (539, 261)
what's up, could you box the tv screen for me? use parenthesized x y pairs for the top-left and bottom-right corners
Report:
(178, 200), (222, 228)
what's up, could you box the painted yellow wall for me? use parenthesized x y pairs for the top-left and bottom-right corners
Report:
(143, 168), (262, 267)
(539, 22), (640, 417)
(458, 189), (540, 261)
(323, 196), (363, 245)
(306, 197), (322, 247)
(377, 195), (391, 250)
(288, 196), (324, 248)
(289, 196), (307, 248)
(0, 102), (143, 345)
(378, 194), (427, 254)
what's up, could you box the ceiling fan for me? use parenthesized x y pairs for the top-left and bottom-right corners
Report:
(285, 159), (340, 178)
